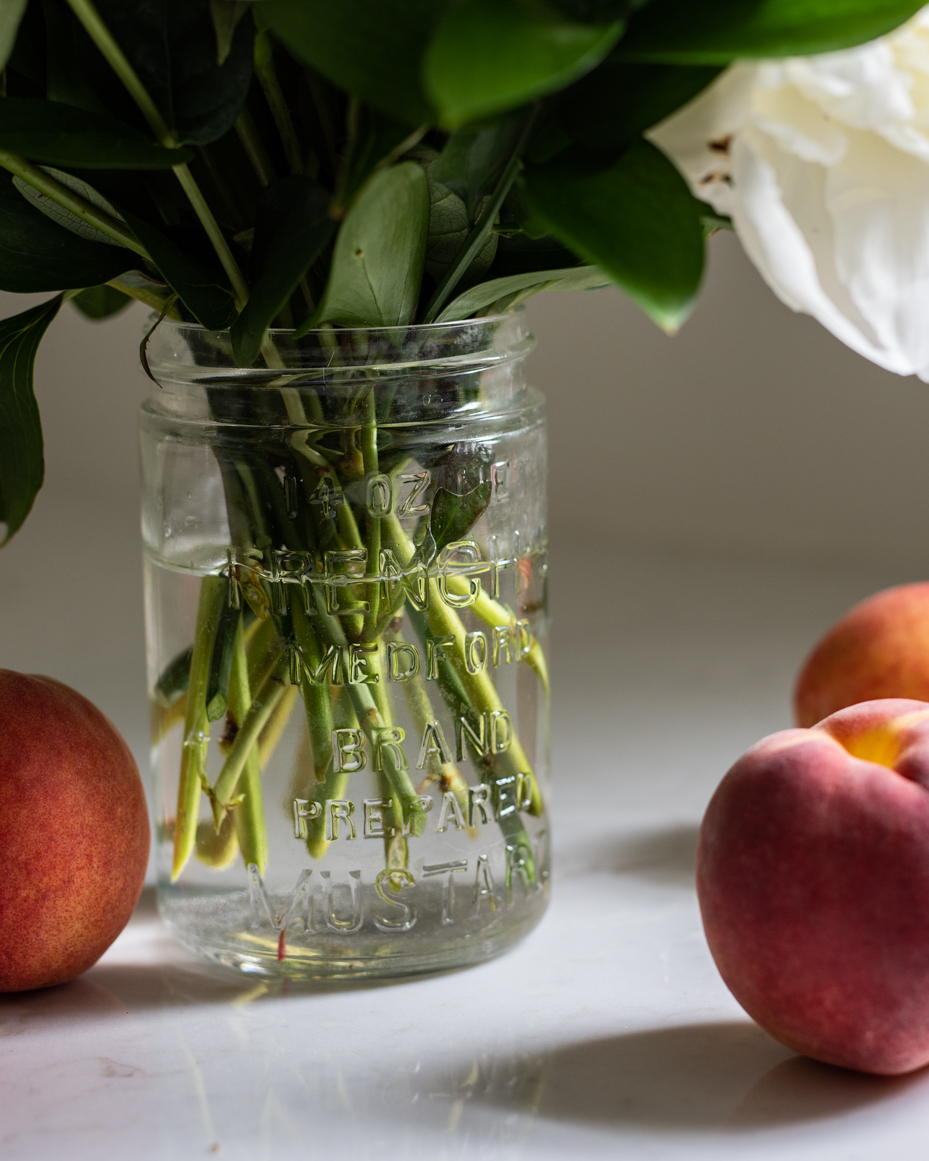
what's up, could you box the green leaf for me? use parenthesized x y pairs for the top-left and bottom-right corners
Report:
(71, 284), (131, 320)
(210, 0), (252, 65)
(425, 0), (624, 128)
(0, 0), (28, 73)
(92, 0), (254, 145)
(432, 115), (527, 218)
(436, 264), (609, 322)
(430, 482), (492, 552)
(620, 0), (926, 62)
(418, 152), (497, 289)
(0, 295), (62, 544)
(524, 139), (703, 331)
(13, 165), (124, 246)
(120, 207), (238, 330)
(304, 163), (429, 330)
(558, 61), (722, 152)
(261, 0), (450, 124)
(0, 97), (191, 167)
(0, 170), (133, 291)
(231, 175), (334, 366)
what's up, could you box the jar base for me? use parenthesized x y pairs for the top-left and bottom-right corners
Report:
(160, 887), (549, 981)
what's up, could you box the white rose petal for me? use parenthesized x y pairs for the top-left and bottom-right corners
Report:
(649, 7), (929, 380)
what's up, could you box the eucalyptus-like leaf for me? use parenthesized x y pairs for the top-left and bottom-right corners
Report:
(430, 481), (492, 553)
(231, 175), (334, 366)
(0, 171), (133, 291)
(0, 295), (62, 544)
(261, 0), (450, 124)
(0, 98), (191, 167)
(120, 207), (238, 330)
(0, 0), (28, 74)
(71, 284), (132, 320)
(436, 263), (609, 322)
(304, 163), (429, 330)
(432, 116), (528, 219)
(620, 0), (926, 62)
(424, 0), (624, 128)
(524, 140), (704, 331)
(14, 166), (124, 246)
(210, 0), (252, 65)
(92, 0), (254, 145)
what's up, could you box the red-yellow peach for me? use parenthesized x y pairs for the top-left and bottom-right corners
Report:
(699, 698), (929, 1074)
(0, 671), (149, 991)
(795, 582), (929, 727)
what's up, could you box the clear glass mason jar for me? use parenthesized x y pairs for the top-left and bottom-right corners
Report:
(140, 311), (550, 979)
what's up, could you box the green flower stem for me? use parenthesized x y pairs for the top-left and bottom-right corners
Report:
(384, 624), (471, 817)
(212, 652), (288, 809)
(0, 152), (147, 254)
(289, 594), (334, 784)
(64, 0), (250, 309)
(445, 573), (549, 698)
(172, 574), (226, 880)
(384, 510), (543, 818)
(254, 31), (303, 175)
(234, 108), (277, 188)
(361, 387), (381, 643)
(225, 617), (268, 872)
(65, 0), (172, 143)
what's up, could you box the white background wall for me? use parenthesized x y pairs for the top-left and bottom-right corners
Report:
(1, 228), (927, 775)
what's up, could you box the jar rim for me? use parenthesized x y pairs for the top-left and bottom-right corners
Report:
(143, 309), (533, 388)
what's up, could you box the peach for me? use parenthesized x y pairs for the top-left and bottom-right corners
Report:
(795, 582), (929, 727)
(699, 698), (929, 1074)
(0, 671), (149, 991)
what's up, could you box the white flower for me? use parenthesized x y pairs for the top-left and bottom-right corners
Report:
(649, 9), (929, 380)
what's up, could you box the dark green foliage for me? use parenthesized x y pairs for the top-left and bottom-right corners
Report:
(524, 140), (704, 330)
(620, 0), (926, 62)
(0, 0), (919, 542)
(0, 295), (61, 543)
(262, 0), (450, 124)
(231, 175), (334, 365)
(430, 481), (493, 553)
(0, 170), (133, 291)
(0, 98), (192, 167)
(92, 0), (254, 144)
(71, 283), (131, 319)
(121, 207), (238, 329)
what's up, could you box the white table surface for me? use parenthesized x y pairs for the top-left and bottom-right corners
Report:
(4, 544), (928, 1161)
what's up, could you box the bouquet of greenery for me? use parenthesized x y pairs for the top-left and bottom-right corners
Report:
(0, 0), (920, 892)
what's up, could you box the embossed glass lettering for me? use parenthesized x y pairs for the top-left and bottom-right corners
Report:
(505, 843), (533, 897)
(379, 548), (428, 611)
(363, 797), (394, 838)
(516, 772), (536, 811)
(473, 854), (497, 913)
(491, 460), (510, 499)
(490, 709), (512, 753)
(387, 640), (421, 681)
(465, 631), (487, 674)
(423, 860), (468, 925)
(456, 712), (486, 762)
(293, 798), (321, 839)
(468, 783), (493, 825)
(324, 549), (370, 615)
(332, 728), (366, 773)
(492, 624), (515, 667)
(247, 863), (312, 932)
(437, 540), (484, 608)
(374, 868), (416, 932)
(436, 791), (467, 832)
(321, 869), (363, 932)
(365, 472), (392, 517)
(494, 774), (518, 819)
(397, 471), (431, 516)
(326, 799), (357, 841)
(426, 636), (454, 680)
(374, 726), (407, 772)
(348, 642), (379, 684)
(417, 721), (452, 769)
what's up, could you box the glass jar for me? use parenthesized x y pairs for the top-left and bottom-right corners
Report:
(140, 312), (550, 979)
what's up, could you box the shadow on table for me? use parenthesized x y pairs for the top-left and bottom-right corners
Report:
(477, 1021), (929, 1132)
(565, 823), (700, 886)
